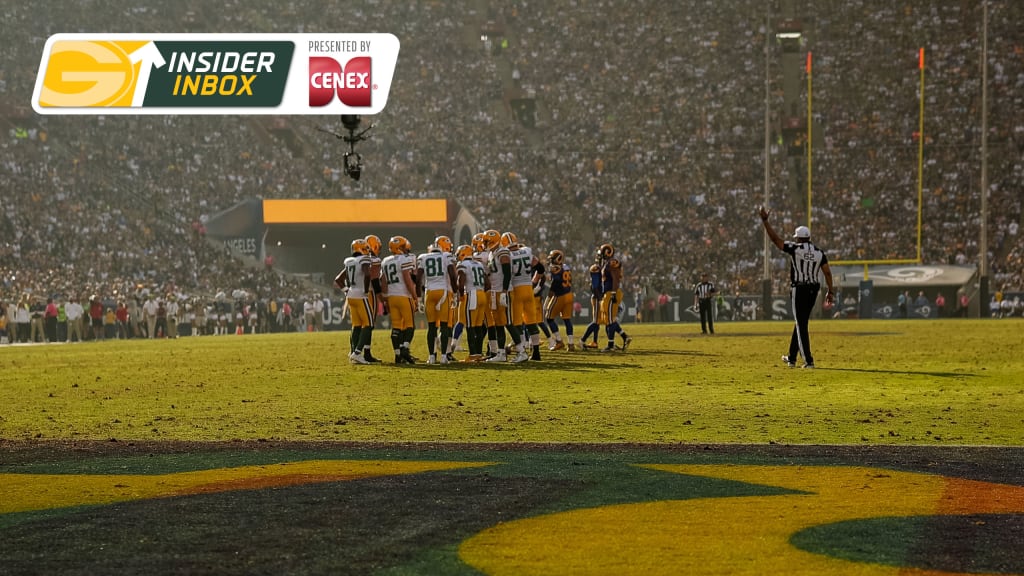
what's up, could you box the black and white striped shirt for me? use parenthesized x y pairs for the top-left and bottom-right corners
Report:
(694, 280), (716, 299)
(782, 241), (829, 286)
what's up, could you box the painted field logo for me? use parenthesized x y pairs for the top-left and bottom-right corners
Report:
(32, 34), (400, 115)
(308, 56), (372, 107)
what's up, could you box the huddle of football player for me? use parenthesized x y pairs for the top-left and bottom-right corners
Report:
(336, 232), (632, 365)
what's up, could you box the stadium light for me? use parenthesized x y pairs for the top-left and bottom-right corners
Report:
(775, 32), (801, 39)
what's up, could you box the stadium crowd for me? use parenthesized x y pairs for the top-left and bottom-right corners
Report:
(1, 0), (1021, 329)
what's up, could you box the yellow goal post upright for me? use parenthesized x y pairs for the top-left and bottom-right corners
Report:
(811, 48), (925, 275)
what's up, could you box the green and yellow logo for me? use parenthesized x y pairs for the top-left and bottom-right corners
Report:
(38, 40), (148, 107)
(35, 37), (294, 109)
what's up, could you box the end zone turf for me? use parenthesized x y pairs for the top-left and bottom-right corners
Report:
(1, 442), (1022, 575)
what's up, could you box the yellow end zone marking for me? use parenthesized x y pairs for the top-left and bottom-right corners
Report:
(460, 464), (1024, 576)
(1, 460), (493, 514)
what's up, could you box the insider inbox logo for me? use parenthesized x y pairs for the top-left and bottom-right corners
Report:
(32, 34), (400, 115)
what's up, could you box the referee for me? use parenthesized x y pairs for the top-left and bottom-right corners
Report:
(759, 206), (835, 368)
(693, 273), (717, 335)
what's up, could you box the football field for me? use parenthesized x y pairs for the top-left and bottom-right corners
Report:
(1, 319), (1022, 574)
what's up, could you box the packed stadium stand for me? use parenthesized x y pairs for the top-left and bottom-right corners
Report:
(1, 0), (1021, 319)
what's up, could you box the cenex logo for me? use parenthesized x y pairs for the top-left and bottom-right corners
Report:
(308, 56), (372, 107)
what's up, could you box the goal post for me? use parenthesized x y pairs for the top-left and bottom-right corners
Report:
(807, 49), (926, 317)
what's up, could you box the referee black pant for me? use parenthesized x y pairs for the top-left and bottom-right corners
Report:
(788, 284), (820, 365)
(698, 298), (714, 334)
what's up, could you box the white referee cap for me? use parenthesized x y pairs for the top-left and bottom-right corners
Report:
(793, 226), (811, 239)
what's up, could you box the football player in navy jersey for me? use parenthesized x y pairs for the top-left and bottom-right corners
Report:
(598, 243), (632, 352)
(580, 253), (605, 349)
(543, 249), (575, 351)
(530, 253), (553, 343)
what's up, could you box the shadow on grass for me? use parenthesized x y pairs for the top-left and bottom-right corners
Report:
(814, 367), (978, 379)
(638, 349), (717, 358)
(400, 360), (643, 371)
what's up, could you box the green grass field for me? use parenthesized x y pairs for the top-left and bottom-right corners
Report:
(2, 319), (1021, 446)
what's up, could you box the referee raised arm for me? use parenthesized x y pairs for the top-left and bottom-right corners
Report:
(759, 206), (835, 368)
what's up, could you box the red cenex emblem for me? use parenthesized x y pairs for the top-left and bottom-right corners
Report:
(308, 56), (372, 107)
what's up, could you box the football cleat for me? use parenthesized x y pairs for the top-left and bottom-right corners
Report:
(584, 341), (599, 349)
(550, 341), (565, 351)
(567, 343), (578, 352)
(400, 348), (416, 364)
(621, 336), (632, 351)
(781, 355), (796, 368)
(349, 351), (369, 365)
(485, 351), (507, 363)
(511, 350), (530, 363)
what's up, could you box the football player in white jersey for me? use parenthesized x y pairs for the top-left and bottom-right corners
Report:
(483, 229), (518, 362)
(381, 235), (418, 364)
(362, 234), (385, 362)
(455, 244), (490, 362)
(447, 232), (488, 357)
(417, 236), (457, 364)
(506, 232), (540, 362)
(335, 238), (375, 364)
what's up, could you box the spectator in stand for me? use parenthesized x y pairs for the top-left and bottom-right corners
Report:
(44, 297), (58, 342)
(104, 306), (116, 339)
(29, 296), (46, 343)
(166, 297), (179, 339)
(143, 296), (158, 339)
(155, 299), (168, 338)
(56, 299), (67, 342)
(65, 296), (84, 343)
(914, 291), (930, 310)
(0, 0), (1020, 304)
(116, 301), (129, 339)
(0, 300), (8, 344)
(14, 298), (30, 343)
(89, 295), (104, 341)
